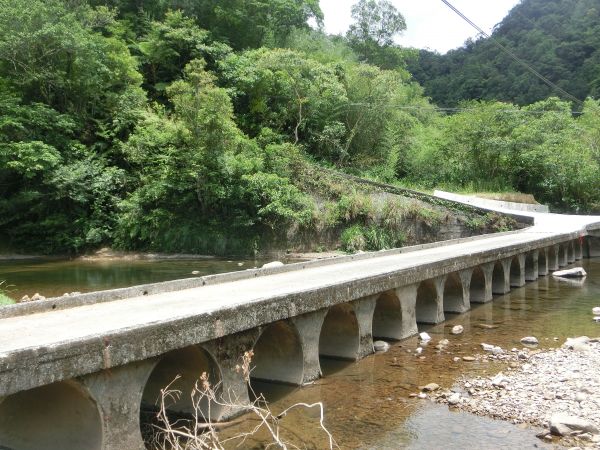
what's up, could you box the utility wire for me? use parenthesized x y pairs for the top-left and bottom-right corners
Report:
(440, 0), (584, 106)
(344, 103), (584, 115)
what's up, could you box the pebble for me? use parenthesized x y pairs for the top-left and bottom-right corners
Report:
(593, 307), (600, 315)
(191, 270), (200, 275)
(451, 325), (464, 335)
(419, 332), (432, 342)
(415, 347), (423, 355)
(434, 339), (600, 446)
(421, 383), (440, 392)
(448, 393), (461, 405)
(373, 340), (390, 352)
(520, 336), (539, 345)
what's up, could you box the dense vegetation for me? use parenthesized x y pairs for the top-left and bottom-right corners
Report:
(0, 0), (599, 255)
(408, 0), (600, 106)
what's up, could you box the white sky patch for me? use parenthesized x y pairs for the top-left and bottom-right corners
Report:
(319, 0), (521, 53)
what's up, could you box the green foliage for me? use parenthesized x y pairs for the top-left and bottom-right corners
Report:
(0, 281), (14, 305)
(2, 0), (599, 258)
(408, 0), (600, 106)
(340, 224), (405, 252)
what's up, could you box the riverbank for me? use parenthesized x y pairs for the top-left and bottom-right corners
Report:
(430, 337), (600, 448)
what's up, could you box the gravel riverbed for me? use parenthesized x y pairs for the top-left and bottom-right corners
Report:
(427, 338), (600, 448)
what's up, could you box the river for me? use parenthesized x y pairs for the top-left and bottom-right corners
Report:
(1, 256), (598, 448)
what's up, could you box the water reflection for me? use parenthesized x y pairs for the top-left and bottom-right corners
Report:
(0, 257), (268, 299)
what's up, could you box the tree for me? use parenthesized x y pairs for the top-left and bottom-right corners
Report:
(346, 0), (407, 66)
(347, 0), (406, 47)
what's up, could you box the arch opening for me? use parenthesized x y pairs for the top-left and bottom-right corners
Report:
(372, 291), (403, 340)
(538, 250), (547, 276)
(548, 246), (558, 271)
(140, 345), (222, 446)
(525, 253), (536, 281)
(416, 279), (441, 324)
(443, 273), (464, 313)
(492, 262), (506, 295)
(510, 257), (522, 287)
(319, 303), (360, 362)
(469, 267), (487, 303)
(251, 320), (303, 386)
(567, 241), (575, 262)
(558, 245), (567, 267)
(0, 381), (103, 450)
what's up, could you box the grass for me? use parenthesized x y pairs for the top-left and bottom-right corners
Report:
(0, 292), (15, 306)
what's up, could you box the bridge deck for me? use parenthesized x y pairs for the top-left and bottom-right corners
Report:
(0, 212), (598, 396)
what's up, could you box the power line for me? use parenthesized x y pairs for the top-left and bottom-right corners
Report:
(440, 0), (584, 106)
(344, 102), (584, 116)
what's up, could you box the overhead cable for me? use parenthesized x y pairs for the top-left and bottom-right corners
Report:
(439, 0), (584, 106)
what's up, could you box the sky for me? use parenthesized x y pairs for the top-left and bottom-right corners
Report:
(318, 0), (521, 54)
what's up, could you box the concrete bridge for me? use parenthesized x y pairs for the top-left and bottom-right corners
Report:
(0, 207), (599, 450)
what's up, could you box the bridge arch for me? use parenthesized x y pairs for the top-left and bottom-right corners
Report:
(319, 303), (360, 361)
(251, 320), (304, 387)
(140, 345), (222, 431)
(0, 380), (103, 450)
(372, 290), (403, 340)
(538, 248), (548, 276)
(443, 273), (464, 313)
(492, 261), (506, 294)
(509, 256), (523, 287)
(547, 246), (558, 271)
(469, 266), (487, 303)
(416, 279), (442, 324)
(558, 244), (568, 267)
(567, 241), (575, 263)
(524, 252), (537, 281)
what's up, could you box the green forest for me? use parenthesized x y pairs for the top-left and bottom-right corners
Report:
(1, 0), (599, 256)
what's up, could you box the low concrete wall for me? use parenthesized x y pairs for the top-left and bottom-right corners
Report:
(0, 229), (528, 320)
(434, 190), (549, 213)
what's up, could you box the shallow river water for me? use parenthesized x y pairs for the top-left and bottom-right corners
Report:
(1, 256), (599, 449)
(228, 258), (600, 449)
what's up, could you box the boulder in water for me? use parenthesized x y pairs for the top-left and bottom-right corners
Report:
(552, 267), (587, 278)
(262, 261), (284, 269)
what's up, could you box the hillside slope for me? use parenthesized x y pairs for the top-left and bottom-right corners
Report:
(408, 0), (600, 106)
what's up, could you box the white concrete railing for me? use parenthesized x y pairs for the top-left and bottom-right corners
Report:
(434, 190), (550, 213)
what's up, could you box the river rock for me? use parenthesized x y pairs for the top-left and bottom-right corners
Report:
(593, 316), (600, 323)
(439, 339), (449, 346)
(462, 356), (476, 361)
(593, 307), (600, 315)
(448, 393), (461, 405)
(419, 332), (432, 342)
(415, 347), (423, 355)
(549, 413), (599, 436)
(476, 323), (499, 329)
(481, 343), (503, 354)
(421, 383), (440, 392)
(552, 267), (587, 278)
(451, 325), (464, 335)
(520, 336), (539, 345)
(563, 336), (590, 351)
(373, 340), (390, 352)
(31, 293), (45, 301)
(262, 261), (284, 269)
(191, 270), (200, 275)
(20, 295), (30, 302)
